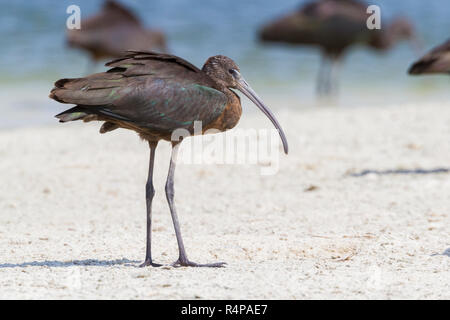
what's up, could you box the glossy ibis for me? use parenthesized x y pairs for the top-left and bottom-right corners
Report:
(49, 51), (288, 267)
(259, 0), (418, 96)
(67, 1), (167, 63)
(409, 39), (450, 75)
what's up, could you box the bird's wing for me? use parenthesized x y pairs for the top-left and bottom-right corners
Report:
(409, 39), (450, 74)
(102, 0), (141, 25)
(106, 51), (201, 73)
(260, 1), (368, 47)
(50, 52), (228, 133)
(302, 0), (368, 20)
(67, 1), (143, 57)
(81, 0), (141, 29)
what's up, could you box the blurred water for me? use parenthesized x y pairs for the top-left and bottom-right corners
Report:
(0, 0), (449, 128)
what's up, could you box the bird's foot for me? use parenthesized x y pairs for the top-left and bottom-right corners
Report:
(139, 259), (162, 268)
(171, 258), (226, 268)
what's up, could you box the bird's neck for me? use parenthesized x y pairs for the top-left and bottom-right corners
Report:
(378, 22), (407, 49)
(202, 67), (228, 93)
(201, 62), (242, 131)
(369, 29), (393, 50)
(204, 88), (242, 132)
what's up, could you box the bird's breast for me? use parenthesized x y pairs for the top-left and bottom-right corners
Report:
(204, 91), (242, 133)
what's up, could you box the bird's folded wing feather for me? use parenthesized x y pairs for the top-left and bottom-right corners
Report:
(424, 40), (450, 69)
(50, 52), (228, 132)
(409, 39), (450, 74)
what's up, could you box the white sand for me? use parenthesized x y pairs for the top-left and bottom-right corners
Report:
(0, 101), (449, 299)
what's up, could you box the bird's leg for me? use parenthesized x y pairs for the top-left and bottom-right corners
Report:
(329, 58), (341, 96)
(166, 142), (226, 268)
(317, 54), (332, 97)
(139, 141), (162, 267)
(316, 54), (327, 96)
(323, 58), (333, 96)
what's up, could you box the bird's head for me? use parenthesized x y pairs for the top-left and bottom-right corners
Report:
(389, 17), (422, 54)
(202, 55), (288, 154)
(390, 18), (415, 40)
(202, 55), (241, 88)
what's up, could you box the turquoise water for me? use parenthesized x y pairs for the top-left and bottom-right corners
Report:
(0, 0), (449, 128)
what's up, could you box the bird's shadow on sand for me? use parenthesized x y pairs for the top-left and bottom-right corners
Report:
(0, 258), (139, 268)
(431, 248), (450, 257)
(348, 167), (450, 177)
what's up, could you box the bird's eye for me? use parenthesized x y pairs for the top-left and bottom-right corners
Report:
(229, 69), (239, 77)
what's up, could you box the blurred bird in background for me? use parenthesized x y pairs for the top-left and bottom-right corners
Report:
(409, 39), (450, 75)
(259, 0), (420, 97)
(67, 0), (167, 68)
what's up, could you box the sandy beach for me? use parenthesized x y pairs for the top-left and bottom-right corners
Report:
(0, 100), (449, 299)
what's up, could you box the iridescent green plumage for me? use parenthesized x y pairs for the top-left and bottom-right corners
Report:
(51, 51), (228, 134)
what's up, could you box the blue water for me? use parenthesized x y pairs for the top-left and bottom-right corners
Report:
(0, 0), (449, 128)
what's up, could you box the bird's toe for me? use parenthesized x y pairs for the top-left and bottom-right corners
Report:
(171, 259), (227, 268)
(139, 260), (162, 268)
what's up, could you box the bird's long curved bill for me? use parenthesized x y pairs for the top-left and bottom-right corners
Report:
(236, 76), (289, 154)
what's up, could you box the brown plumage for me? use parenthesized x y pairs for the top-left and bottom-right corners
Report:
(409, 39), (450, 75)
(259, 0), (418, 96)
(49, 51), (288, 267)
(67, 1), (167, 62)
